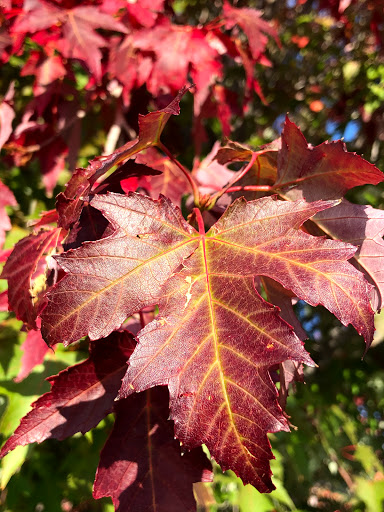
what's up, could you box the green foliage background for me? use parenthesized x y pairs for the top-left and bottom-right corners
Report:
(1, 1), (384, 511)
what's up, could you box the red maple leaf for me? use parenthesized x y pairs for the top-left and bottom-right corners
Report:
(93, 387), (212, 511)
(40, 191), (374, 490)
(12, 0), (128, 80)
(0, 331), (134, 457)
(14, 328), (51, 383)
(1, 228), (62, 328)
(0, 179), (17, 249)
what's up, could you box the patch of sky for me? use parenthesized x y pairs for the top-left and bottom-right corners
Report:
(273, 114), (286, 135)
(326, 119), (360, 142)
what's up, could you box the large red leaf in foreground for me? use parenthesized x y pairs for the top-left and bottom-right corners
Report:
(94, 388), (212, 511)
(117, 196), (374, 490)
(0, 331), (134, 458)
(41, 192), (374, 490)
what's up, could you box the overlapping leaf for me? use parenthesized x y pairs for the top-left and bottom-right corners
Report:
(1, 228), (61, 328)
(0, 331), (134, 458)
(224, 118), (384, 312)
(277, 117), (384, 201)
(93, 387), (212, 512)
(0, 180), (17, 249)
(56, 87), (189, 230)
(313, 200), (384, 310)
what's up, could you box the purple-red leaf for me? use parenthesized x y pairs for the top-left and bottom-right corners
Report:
(93, 388), (212, 512)
(0, 331), (134, 458)
(39, 191), (375, 490)
(122, 272), (312, 492)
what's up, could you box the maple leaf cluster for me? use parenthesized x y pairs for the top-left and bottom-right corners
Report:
(1, 80), (384, 510)
(0, 0), (277, 197)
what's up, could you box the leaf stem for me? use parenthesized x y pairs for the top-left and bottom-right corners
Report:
(157, 142), (201, 206)
(225, 184), (273, 193)
(193, 208), (206, 235)
(208, 151), (262, 208)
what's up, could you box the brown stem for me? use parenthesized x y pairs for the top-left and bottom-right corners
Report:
(157, 142), (201, 206)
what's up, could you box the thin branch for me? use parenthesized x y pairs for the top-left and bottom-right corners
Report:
(157, 142), (201, 206)
(225, 184), (273, 193)
(208, 151), (261, 208)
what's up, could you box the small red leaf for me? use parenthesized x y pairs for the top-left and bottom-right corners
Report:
(222, 1), (279, 60)
(15, 328), (50, 383)
(0, 179), (17, 249)
(93, 387), (212, 512)
(1, 228), (61, 328)
(0, 86), (15, 150)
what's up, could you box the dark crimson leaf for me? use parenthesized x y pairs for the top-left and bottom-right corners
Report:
(0, 331), (134, 458)
(1, 228), (61, 328)
(312, 200), (384, 311)
(276, 117), (384, 201)
(56, 167), (94, 230)
(42, 193), (198, 346)
(62, 204), (112, 251)
(14, 328), (50, 383)
(93, 387), (212, 512)
(0, 179), (17, 249)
